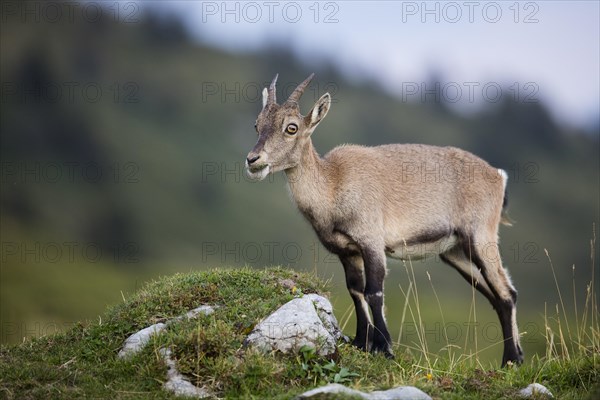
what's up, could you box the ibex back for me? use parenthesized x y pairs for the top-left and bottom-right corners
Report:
(245, 74), (523, 367)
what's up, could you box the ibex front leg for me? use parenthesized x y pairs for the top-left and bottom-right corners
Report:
(362, 247), (394, 358)
(340, 254), (373, 350)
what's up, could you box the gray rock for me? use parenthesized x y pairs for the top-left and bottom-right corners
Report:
(160, 347), (212, 398)
(244, 294), (343, 356)
(297, 383), (365, 399)
(118, 305), (217, 359)
(370, 386), (432, 400)
(174, 305), (217, 322)
(297, 383), (432, 400)
(118, 323), (166, 359)
(519, 383), (553, 398)
(305, 294), (348, 343)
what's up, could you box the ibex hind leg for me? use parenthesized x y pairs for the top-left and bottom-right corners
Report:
(462, 233), (523, 366)
(362, 247), (394, 358)
(440, 246), (496, 306)
(340, 254), (373, 351)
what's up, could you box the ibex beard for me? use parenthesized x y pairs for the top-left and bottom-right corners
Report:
(245, 73), (523, 367)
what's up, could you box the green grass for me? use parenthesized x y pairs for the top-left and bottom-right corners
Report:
(1, 266), (598, 399)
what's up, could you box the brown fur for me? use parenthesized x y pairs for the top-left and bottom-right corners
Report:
(246, 74), (523, 366)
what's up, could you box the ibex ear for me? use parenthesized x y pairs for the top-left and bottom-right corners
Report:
(306, 93), (331, 130)
(262, 88), (268, 110)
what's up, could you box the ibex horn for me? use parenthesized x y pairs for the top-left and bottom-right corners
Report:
(268, 73), (278, 105)
(286, 73), (315, 103)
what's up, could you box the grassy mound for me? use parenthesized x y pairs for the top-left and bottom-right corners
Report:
(1, 267), (598, 399)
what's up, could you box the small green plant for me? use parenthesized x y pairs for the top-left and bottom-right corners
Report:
(297, 345), (359, 385)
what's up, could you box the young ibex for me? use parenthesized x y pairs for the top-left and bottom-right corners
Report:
(246, 74), (523, 366)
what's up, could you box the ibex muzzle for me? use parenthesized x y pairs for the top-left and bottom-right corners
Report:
(246, 74), (523, 367)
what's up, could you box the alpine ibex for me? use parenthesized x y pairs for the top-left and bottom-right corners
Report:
(245, 73), (523, 366)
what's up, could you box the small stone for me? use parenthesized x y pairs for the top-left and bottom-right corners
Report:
(160, 347), (212, 398)
(519, 383), (553, 398)
(118, 323), (166, 359)
(118, 305), (217, 358)
(172, 305), (217, 323)
(296, 383), (367, 399)
(296, 383), (432, 400)
(370, 386), (432, 400)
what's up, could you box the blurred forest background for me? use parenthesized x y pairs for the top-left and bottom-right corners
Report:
(1, 2), (598, 365)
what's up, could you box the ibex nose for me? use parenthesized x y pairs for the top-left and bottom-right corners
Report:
(246, 154), (260, 165)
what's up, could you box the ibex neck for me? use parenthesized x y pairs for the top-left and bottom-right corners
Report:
(285, 141), (332, 217)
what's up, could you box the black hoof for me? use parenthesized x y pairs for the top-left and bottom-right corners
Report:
(370, 342), (394, 359)
(501, 351), (524, 367)
(351, 337), (370, 352)
(379, 349), (395, 359)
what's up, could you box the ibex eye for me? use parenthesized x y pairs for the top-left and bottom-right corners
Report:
(286, 124), (298, 135)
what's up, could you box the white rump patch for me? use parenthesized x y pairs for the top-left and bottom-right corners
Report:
(498, 169), (508, 189)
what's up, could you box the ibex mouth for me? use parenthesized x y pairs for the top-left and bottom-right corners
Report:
(249, 164), (267, 172)
(246, 164), (270, 181)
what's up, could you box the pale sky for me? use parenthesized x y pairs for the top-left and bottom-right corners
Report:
(156, 1), (599, 131)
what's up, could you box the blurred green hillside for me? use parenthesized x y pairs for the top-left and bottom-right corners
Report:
(1, 4), (598, 364)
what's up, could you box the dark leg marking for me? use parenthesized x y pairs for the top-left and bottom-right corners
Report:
(362, 247), (393, 358)
(460, 234), (523, 366)
(340, 254), (372, 351)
